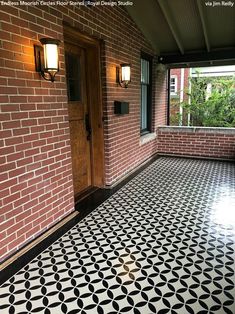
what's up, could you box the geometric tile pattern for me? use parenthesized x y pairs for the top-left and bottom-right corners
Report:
(0, 157), (234, 313)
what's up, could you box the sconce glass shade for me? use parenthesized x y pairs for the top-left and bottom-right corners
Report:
(119, 63), (131, 88)
(36, 38), (60, 82)
(43, 43), (58, 70)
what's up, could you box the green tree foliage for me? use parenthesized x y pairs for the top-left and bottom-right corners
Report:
(183, 75), (235, 127)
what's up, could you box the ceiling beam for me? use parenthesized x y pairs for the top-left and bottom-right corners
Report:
(158, 49), (235, 65)
(196, 0), (210, 52)
(157, 0), (184, 55)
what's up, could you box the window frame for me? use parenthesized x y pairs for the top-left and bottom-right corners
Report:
(170, 75), (177, 95)
(140, 52), (153, 135)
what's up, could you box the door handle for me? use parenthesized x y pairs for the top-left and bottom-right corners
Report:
(85, 113), (92, 141)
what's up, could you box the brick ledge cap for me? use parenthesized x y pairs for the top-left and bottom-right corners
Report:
(157, 126), (235, 135)
(140, 132), (157, 145)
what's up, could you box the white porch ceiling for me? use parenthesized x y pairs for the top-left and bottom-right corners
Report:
(126, 0), (235, 67)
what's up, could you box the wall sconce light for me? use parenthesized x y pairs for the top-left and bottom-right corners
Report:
(117, 63), (131, 88)
(34, 38), (60, 82)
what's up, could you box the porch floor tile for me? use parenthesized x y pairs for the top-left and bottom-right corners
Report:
(0, 157), (234, 313)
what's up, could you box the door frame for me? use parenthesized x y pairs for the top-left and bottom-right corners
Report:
(64, 24), (105, 195)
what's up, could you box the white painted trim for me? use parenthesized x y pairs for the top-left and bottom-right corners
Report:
(188, 68), (192, 126)
(179, 68), (184, 126)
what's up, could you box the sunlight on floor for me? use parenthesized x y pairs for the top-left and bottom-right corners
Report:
(212, 191), (235, 229)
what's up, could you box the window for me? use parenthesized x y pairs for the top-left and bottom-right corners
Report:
(169, 66), (235, 127)
(140, 54), (152, 134)
(65, 51), (81, 101)
(170, 76), (177, 94)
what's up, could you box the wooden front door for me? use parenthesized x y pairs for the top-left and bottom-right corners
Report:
(64, 26), (105, 201)
(65, 43), (92, 197)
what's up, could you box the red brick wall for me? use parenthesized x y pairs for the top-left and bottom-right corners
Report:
(105, 66), (167, 185)
(0, 5), (75, 262)
(157, 127), (235, 159)
(0, 4), (167, 262)
(170, 68), (190, 126)
(154, 71), (168, 127)
(170, 67), (190, 97)
(98, 11), (167, 185)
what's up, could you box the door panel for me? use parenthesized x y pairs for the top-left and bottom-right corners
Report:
(65, 43), (92, 196)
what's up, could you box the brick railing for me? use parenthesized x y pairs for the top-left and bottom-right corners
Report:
(157, 126), (235, 160)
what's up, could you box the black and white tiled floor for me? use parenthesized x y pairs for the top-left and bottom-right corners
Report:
(0, 157), (235, 313)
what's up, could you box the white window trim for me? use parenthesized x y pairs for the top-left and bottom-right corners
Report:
(170, 75), (177, 95)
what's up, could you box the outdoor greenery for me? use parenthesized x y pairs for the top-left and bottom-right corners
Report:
(171, 75), (235, 127)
